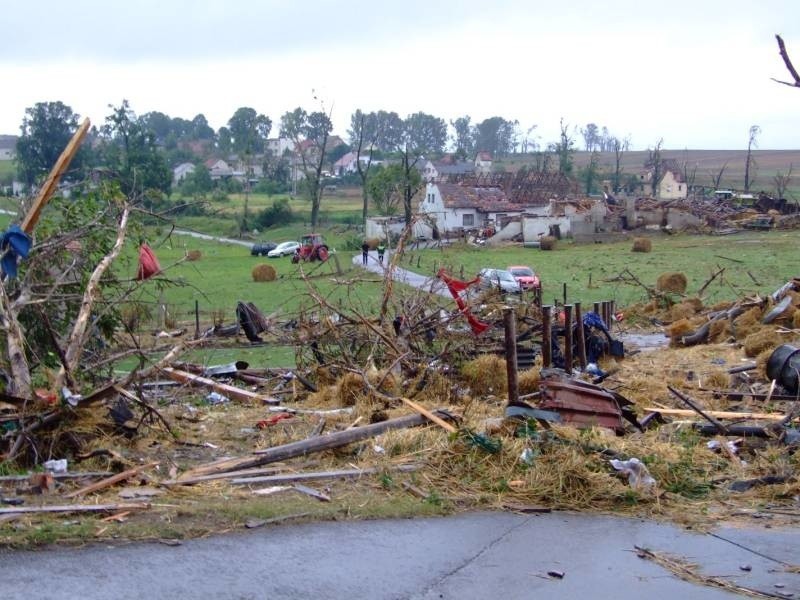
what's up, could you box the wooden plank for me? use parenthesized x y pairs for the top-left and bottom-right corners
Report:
(22, 118), (91, 234)
(162, 367), (280, 404)
(230, 465), (419, 486)
(401, 398), (457, 433)
(64, 462), (158, 498)
(643, 408), (785, 421)
(0, 502), (150, 515)
(182, 412), (448, 478)
(292, 484), (330, 502)
(167, 461), (319, 485)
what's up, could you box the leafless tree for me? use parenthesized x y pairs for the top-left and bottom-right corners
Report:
(773, 34), (800, 88)
(352, 111), (378, 225)
(646, 138), (663, 197)
(681, 148), (698, 197)
(709, 161), (729, 190)
(773, 164), (793, 198)
(611, 136), (628, 193)
(744, 125), (760, 192)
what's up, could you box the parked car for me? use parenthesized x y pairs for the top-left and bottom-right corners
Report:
(477, 268), (522, 295)
(267, 241), (301, 257)
(507, 265), (541, 290)
(250, 242), (277, 256)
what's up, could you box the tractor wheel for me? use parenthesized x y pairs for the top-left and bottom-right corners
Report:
(317, 245), (329, 262)
(291, 253), (300, 264)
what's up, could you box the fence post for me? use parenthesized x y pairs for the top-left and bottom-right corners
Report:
(564, 304), (573, 375)
(574, 301), (587, 369)
(542, 305), (552, 368)
(503, 308), (519, 406)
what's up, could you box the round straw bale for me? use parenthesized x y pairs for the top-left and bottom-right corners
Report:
(365, 238), (380, 250)
(251, 264), (277, 282)
(461, 355), (507, 395)
(336, 372), (367, 406)
(703, 369), (730, 389)
(708, 318), (729, 343)
(666, 318), (694, 339)
(656, 272), (687, 294)
(743, 328), (779, 358)
(186, 250), (202, 261)
(666, 302), (696, 323)
(794, 310), (800, 329)
(732, 307), (763, 340)
(539, 236), (557, 251)
(632, 237), (652, 252)
(518, 368), (541, 395)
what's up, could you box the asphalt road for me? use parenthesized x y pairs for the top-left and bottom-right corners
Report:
(1, 511), (797, 599)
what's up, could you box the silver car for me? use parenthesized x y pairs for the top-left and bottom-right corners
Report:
(477, 268), (522, 294)
(267, 241), (301, 257)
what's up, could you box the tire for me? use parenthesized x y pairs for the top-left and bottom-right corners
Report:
(317, 246), (329, 261)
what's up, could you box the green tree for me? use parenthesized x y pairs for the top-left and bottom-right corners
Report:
(280, 106), (332, 228)
(551, 118), (575, 176)
(450, 115), (474, 158)
(217, 127), (232, 154)
(581, 150), (600, 194)
(15, 101), (84, 187)
(100, 100), (172, 201)
(191, 114), (215, 140)
(367, 163), (420, 216)
(227, 107), (272, 155)
(474, 116), (518, 157)
(404, 112), (447, 153)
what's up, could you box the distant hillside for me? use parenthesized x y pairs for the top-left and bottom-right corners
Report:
(500, 149), (800, 192)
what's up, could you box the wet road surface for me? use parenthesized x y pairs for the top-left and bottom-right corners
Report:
(1, 511), (797, 599)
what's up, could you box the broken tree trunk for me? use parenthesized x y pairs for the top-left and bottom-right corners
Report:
(54, 205), (130, 391)
(180, 411), (453, 479)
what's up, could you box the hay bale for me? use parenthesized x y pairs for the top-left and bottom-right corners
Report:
(732, 307), (763, 340)
(708, 318), (730, 343)
(632, 237), (652, 252)
(743, 328), (779, 358)
(656, 272), (687, 294)
(666, 302), (696, 323)
(186, 250), (202, 261)
(251, 264), (277, 282)
(703, 369), (730, 389)
(518, 368), (541, 395)
(710, 300), (733, 312)
(461, 355), (507, 395)
(539, 236), (557, 251)
(365, 238), (380, 250)
(666, 318), (694, 339)
(794, 310), (800, 329)
(336, 372), (367, 407)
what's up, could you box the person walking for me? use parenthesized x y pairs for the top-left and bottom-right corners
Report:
(377, 242), (386, 264)
(361, 241), (369, 265)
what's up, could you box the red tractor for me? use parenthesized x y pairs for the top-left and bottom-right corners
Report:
(292, 233), (330, 263)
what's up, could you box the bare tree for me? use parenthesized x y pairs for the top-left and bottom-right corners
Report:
(773, 34), (800, 88)
(646, 138), (663, 197)
(681, 148), (698, 197)
(774, 164), (793, 198)
(611, 136), (629, 193)
(744, 125), (760, 192)
(709, 161), (729, 190)
(351, 110), (378, 226)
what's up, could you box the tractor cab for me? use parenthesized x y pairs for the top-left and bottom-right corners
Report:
(292, 233), (330, 263)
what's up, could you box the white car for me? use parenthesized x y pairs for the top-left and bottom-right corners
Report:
(267, 241), (300, 257)
(477, 268), (522, 295)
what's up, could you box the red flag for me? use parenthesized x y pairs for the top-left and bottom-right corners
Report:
(137, 243), (161, 280)
(436, 268), (490, 335)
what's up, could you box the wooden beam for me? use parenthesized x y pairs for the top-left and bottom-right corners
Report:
(644, 407), (785, 421)
(22, 118), (91, 234)
(231, 465), (419, 486)
(401, 397), (457, 433)
(64, 462), (158, 498)
(162, 367), (280, 404)
(0, 502), (150, 515)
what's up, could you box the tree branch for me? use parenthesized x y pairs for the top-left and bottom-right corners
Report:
(55, 204), (130, 390)
(775, 34), (800, 87)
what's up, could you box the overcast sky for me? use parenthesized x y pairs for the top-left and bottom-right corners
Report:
(2, 0), (799, 150)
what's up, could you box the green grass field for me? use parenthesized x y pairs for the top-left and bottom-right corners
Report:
(398, 231), (800, 308)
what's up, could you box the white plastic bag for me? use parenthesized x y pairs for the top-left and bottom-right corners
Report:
(609, 458), (656, 491)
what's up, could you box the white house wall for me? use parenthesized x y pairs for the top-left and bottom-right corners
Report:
(522, 216), (571, 240)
